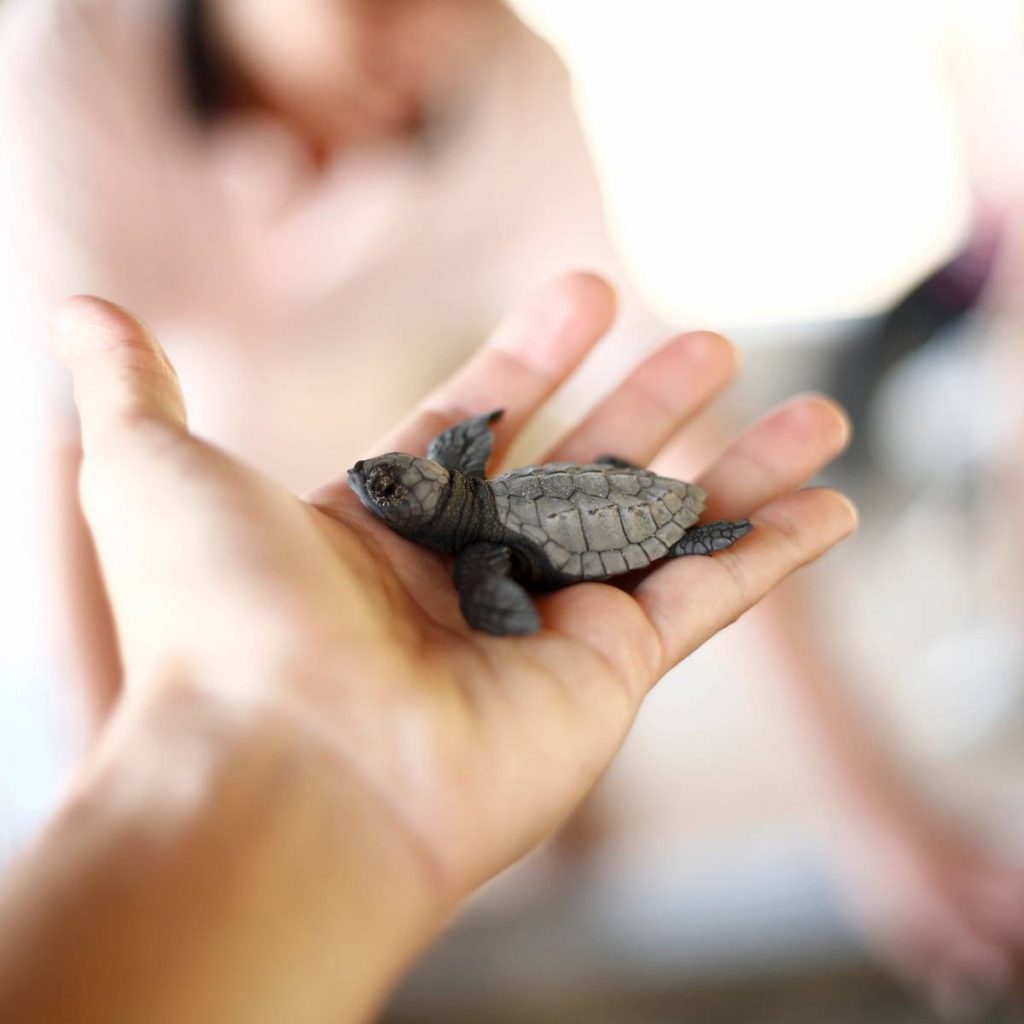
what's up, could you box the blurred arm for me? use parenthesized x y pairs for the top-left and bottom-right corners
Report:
(757, 574), (1022, 1009)
(756, 575), (915, 830)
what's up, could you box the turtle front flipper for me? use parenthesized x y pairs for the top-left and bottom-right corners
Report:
(672, 519), (753, 557)
(453, 542), (540, 635)
(427, 410), (503, 478)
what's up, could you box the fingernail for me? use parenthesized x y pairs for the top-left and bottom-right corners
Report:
(836, 492), (859, 530)
(684, 330), (739, 371)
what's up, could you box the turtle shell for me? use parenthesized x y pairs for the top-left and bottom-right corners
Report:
(489, 463), (706, 581)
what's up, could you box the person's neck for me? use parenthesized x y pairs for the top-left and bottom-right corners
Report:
(178, 0), (337, 168)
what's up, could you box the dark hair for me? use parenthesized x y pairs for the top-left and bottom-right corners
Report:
(178, 0), (226, 117)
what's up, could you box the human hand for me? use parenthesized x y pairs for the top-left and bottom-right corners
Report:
(837, 805), (1024, 1018)
(58, 273), (855, 904)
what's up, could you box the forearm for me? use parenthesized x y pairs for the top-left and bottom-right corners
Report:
(0, 679), (444, 1023)
(757, 577), (922, 830)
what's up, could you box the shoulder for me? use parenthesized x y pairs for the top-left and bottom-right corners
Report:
(1, 0), (178, 117)
(3, 0), (120, 74)
(480, 12), (577, 135)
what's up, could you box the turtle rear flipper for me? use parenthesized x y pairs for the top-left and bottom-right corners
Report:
(672, 519), (752, 557)
(453, 542), (540, 635)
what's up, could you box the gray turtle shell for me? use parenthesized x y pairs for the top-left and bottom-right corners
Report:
(489, 463), (706, 581)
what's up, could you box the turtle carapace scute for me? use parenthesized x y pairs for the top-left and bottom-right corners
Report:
(347, 410), (752, 635)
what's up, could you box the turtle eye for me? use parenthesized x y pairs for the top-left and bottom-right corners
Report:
(369, 471), (405, 503)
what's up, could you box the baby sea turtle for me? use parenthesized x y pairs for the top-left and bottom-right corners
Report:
(348, 411), (752, 635)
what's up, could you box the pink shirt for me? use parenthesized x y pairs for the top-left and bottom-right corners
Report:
(1, 0), (625, 490)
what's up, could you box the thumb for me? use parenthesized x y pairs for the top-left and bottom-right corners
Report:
(53, 296), (187, 461)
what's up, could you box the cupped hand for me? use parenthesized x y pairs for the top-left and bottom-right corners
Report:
(57, 273), (855, 903)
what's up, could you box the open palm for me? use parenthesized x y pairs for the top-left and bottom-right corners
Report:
(61, 274), (855, 902)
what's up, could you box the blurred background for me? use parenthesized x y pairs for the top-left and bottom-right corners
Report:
(2, 0), (1023, 1020)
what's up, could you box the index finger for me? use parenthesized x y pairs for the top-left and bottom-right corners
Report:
(308, 272), (616, 507)
(378, 272), (616, 460)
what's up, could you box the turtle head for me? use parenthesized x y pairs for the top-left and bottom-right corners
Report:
(347, 454), (451, 537)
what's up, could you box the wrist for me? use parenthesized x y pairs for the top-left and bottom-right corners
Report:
(114, 678), (449, 1017)
(2, 676), (447, 1022)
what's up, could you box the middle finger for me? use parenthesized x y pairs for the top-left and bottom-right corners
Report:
(544, 330), (738, 466)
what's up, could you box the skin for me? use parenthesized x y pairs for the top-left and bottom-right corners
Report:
(0, 275), (857, 1020)
(206, 0), (509, 156)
